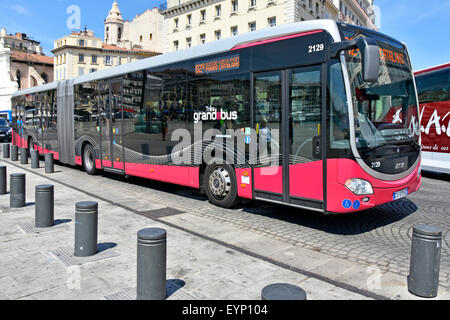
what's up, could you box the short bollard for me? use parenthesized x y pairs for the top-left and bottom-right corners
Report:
(35, 185), (54, 228)
(10, 173), (25, 208)
(31, 150), (40, 169)
(74, 201), (98, 257)
(137, 228), (167, 300)
(261, 283), (307, 300)
(0, 166), (6, 195)
(3, 144), (10, 158)
(45, 153), (54, 174)
(11, 145), (18, 161)
(20, 148), (28, 165)
(408, 224), (443, 298)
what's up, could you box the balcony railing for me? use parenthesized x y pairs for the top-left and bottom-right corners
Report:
(159, 2), (167, 11)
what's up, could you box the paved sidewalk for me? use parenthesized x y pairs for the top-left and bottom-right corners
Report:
(0, 161), (369, 300)
(0, 158), (448, 300)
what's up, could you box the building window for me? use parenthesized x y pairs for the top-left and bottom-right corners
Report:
(149, 33), (153, 41)
(41, 73), (48, 83)
(250, 0), (256, 8)
(268, 17), (276, 27)
(232, 0), (238, 12)
(231, 26), (238, 36)
(215, 30), (221, 40)
(78, 67), (84, 76)
(174, 18), (179, 29)
(187, 14), (192, 26)
(309, 0), (312, 8)
(89, 68), (97, 74)
(173, 40), (179, 51)
(105, 55), (112, 65)
(79, 53), (84, 63)
(316, 2), (319, 14)
(215, 5), (221, 17)
(78, 39), (85, 47)
(118, 28), (122, 41)
(200, 10), (206, 22)
(200, 34), (206, 44)
(249, 21), (256, 32)
(92, 55), (97, 64)
(16, 70), (21, 89)
(186, 37), (192, 48)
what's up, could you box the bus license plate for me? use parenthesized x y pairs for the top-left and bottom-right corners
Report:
(393, 188), (408, 200)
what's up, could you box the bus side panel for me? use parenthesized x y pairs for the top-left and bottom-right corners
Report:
(289, 161), (323, 201)
(124, 163), (199, 188)
(235, 168), (253, 199)
(253, 166), (283, 194)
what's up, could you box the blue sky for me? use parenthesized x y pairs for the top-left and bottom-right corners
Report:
(0, 0), (449, 71)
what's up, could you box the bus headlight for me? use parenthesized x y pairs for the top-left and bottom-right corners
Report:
(345, 178), (374, 195)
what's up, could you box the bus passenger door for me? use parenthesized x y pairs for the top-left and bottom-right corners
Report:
(253, 71), (284, 201)
(99, 80), (125, 172)
(287, 65), (324, 210)
(253, 65), (324, 211)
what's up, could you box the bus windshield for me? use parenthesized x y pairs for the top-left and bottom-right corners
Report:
(341, 26), (421, 175)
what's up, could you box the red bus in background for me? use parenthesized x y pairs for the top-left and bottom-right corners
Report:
(414, 63), (450, 174)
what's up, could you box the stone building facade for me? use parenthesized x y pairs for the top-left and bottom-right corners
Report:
(0, 29), (54, 119)
(161, 0), (376, 52)
(53, 29), (159, 81)
(104, 1), (165, 53)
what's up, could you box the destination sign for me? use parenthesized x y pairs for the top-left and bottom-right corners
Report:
(195, 55), (240, 75)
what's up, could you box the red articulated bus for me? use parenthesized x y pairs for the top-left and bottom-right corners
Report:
(414, 63), (450, 174)
(11, 20), (422, 214)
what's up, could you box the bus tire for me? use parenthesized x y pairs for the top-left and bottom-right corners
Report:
(204, 163), (240, 208)
(83, 144), (98, 175)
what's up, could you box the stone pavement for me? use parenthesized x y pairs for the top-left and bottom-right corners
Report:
(0, 157), (449, 300)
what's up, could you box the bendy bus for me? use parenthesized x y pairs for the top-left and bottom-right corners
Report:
(11, 20), (422, 214)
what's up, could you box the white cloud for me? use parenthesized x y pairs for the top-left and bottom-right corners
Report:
(9, 5), (30, 16)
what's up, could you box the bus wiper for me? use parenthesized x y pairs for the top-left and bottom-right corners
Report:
(408, 139), (421, 149)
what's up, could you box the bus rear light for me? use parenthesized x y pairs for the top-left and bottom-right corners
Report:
(345, 178), (374, 195)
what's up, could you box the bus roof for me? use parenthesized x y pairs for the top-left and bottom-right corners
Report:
(13, 20), (343, 97)
(414, 62), (450, 76)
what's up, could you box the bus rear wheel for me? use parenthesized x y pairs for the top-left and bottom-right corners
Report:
(204, 163), (240, 208)
(83, 144), (98, 175)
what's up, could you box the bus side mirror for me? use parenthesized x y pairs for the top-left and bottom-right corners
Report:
(330, 38), (380, 83)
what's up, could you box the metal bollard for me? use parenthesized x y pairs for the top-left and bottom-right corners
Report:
(0, 166), (6, 195)
(31, 150), (40, 169)
(74, 201), (98, 257)
(10, 173), (25, 208)
(137, 228), (167, 300)
(408, 224), (443, 298)
(11, 145), (18, 161)
(20, 148), (28, 165)
(261, 283), (307, 300)
(45, 153), (54, 174)
(35, 185), (54, 228)
(3, 144), (10, 158)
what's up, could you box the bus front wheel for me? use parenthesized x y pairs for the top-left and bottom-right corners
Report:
(204, 163), (240, 208)
(83, 144), (98, 175)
